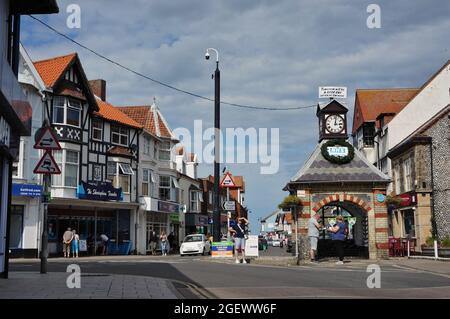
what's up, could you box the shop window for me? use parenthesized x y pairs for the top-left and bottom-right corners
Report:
(403, 210), (415, 237)
(9, 205), (24, 249)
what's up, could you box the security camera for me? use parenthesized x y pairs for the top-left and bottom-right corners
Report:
(205, 51), (210, 60)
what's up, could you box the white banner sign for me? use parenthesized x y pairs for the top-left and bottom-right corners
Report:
(245, 235), (259, 257)
(319, 87), (347, 99)
(327, 146), (349, 157)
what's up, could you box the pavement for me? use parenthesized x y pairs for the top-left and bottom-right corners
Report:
(3, 247), (450, 299)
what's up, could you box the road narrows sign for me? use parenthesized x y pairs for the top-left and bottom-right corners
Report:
(33, 151), (61, 174)
(220, 172), (236, 188)
(34, 126), (61, 150)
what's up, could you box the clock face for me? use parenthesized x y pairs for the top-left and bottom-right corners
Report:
(325, 114), (345, 134)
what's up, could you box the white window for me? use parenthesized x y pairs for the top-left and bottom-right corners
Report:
(142, 169), (156, 197)
(107, 162), (130, 193)
(118, 163), (134, 175)
(51, 150), (79, 187)
(159, 176), (178, 201)
(91, 119), (102, 141)
(111, 125), (128, 146)
(143, 136), (151, 155)
(403, 157), (413, 192)
(190, 191), (199, 212)
(394, 164), (401, 195)
(159, 141), (171, 161)
(52, 97), (82, 127)
(93, 164), (102, 181)
(199, 192), (204, 202)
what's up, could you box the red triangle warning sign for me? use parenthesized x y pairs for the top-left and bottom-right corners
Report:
(34, 126), (61, 150)
(33, 151), (61, 175)
(220, 172), (236, 187)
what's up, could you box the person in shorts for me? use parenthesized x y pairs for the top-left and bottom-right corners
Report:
(229, 217), (249, 264)
(308, 213), (321, 262)
(62, 227), (73, 258)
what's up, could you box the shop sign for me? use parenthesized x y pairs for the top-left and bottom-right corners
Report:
(12, 183), (42, 197)
(77, 181), (123, 201)
(170, 213), (179, 223)
(0, 116), (10, 148)
(399, 193), (417, 207)
(158, 201), (179, 213)
(244, 235), (259, 257)
(211, 241), (234, 257)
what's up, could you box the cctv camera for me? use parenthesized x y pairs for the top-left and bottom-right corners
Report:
(205, 52), (210, 60)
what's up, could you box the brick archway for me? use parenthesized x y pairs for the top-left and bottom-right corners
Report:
(311, 194), (372, 213)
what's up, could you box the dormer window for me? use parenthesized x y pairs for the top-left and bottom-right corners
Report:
(159, 141), (171, 161)
(52, 96), (82, 127)
(111, 124), (128, 146)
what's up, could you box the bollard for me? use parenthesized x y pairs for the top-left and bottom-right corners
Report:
(434, 240), (438, 259)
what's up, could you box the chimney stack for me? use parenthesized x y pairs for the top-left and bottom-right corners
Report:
(89, 79), (106, 101)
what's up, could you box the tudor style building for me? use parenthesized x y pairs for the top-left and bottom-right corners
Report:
(284, 99), (391, 260)
(13, 51), (144, 257)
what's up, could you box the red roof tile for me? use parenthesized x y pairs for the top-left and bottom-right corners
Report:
(352, 88), (419, 133)
(119, 105), (173, 138)
(33, 53), (77, 88)
(94, 99), (143, 129)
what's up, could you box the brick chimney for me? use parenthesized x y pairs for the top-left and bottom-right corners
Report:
(89, 79), (106, 101)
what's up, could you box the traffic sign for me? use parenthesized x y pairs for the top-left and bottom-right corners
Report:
(34, 126), (61, 150)
(220, 172), (236, 187)
(223, 201), (236, 211)
(33, 151), (61, 174)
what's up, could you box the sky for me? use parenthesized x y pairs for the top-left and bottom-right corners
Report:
(21, 0), (450, 234)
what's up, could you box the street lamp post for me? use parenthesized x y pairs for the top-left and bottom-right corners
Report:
(205, 48), (221, 242)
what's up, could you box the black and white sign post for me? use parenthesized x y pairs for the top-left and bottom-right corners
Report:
(220, 172), (236, 241)
(33, 122), (61, 274)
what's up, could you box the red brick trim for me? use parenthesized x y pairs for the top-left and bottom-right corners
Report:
(375, 213), (387, 218)
(375, 228), (388, 233)
(376, 243), (389, 249)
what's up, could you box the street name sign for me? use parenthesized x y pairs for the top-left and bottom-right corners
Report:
(33, 151), (61, 174)
(220, 172), (236, 187)
(223, 201), (236, 211)
(319, 86), (347, 99)
(34, 126), (61, 150)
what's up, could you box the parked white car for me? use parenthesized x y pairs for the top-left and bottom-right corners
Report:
(180, 234), (211, 256)
(272, 239), (281, 247)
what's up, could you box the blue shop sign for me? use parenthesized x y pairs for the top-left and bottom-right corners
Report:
(77, 181), (123, 201)
(12, 184), (42, 197)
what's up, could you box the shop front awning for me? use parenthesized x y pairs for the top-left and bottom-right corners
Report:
(49, 198), (141, 210)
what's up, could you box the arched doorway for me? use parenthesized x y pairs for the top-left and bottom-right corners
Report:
(317, 201), (369, 259)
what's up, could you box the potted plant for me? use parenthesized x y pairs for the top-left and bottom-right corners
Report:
(421, 236), (450, 257)
(278, 195), (303, 211)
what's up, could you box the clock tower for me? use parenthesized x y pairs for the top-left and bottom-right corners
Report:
(317, 99), (348, 142)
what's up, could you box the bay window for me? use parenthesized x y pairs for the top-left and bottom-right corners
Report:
(52, 96), (82, 127)
(111, 125), (128, 146)
(107, 162), (133, 193)
(51, 150), (79, 187)
(142, 168), (156, 197)
(159, 176), (179, 201)
(159, 141), (171, 161)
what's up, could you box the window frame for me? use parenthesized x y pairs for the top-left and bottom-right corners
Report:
(111, 124), (129, 147)
(51, 149), (79, 188)
(52, 96), (82, 128)
(159, 140), (171, 161)
(190, 191), (199, 212)
(106, 162), (131, 193)
(91, 118), (103, 141)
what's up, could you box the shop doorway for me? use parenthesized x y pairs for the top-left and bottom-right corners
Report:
(317, 201), (369, 259)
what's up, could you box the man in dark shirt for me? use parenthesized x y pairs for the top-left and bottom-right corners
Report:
(229, 217), (249, 264)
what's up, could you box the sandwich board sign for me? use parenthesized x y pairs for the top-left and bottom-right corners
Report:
(34, 126), (61, 150)
(220, 172), (236, 188)
(33, 151), (61, 175)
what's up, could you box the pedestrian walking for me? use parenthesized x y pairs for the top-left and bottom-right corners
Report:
(308, 213), (321, 262)
(148, 231), (158, 255)
(62, 227), (73, 258)
(328, 215), (347, 264)
(71, 229), (80, 258)
(229, 217), (249, 264)
(100, 233), (109, 256)
(160, 231), (169, 256)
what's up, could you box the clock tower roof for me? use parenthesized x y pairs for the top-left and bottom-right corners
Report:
(316, 99), (348, 116)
